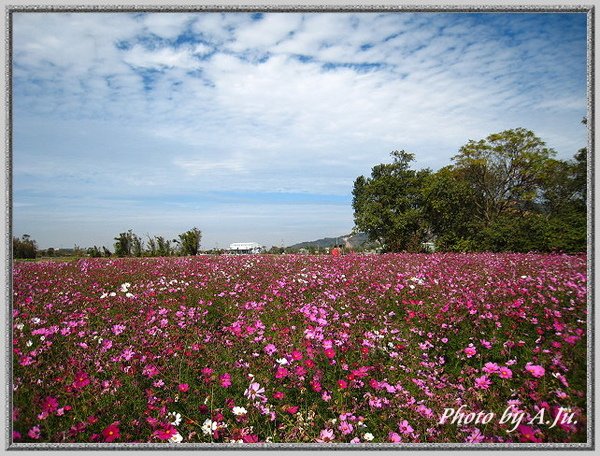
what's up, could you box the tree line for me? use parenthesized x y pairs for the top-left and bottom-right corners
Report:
(352, 127), (587, 253)
(13, 227), (202, 259)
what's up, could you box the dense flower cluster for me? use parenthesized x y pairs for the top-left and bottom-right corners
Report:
(12, 253), (587, 444)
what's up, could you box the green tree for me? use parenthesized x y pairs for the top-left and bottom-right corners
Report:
(178, 227), (202, 256)
(155, 236), (173, 257)
(421, 166), (480, 251)
(452, 128), (555, 225)
(13, 234), (37, 259)
(131, 233), (144, 257)
(114, 230), (136, 257)
(352, 150), (431, 252)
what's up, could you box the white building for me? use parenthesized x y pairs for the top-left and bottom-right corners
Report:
(228, 242), (264, 254)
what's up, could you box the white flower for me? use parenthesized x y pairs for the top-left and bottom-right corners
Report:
(119, 282), (131, 292)
(100, 293), (108, 299)
(109, 292), (116, 297)
(31, 317), (41, 324)
(168, 412), (182, 426)
(275, 358), (289, 365)
(168, 432), (183, 443)
(125, 292), (134, 298)
(232, 406), (247, 416)
(26, 340), (33, 347)
(363, 432), (374, 441)
(201, 419), (217, 435)
(15, 323), (24, 331)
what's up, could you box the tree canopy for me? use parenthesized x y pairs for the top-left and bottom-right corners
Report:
(352, 128), (587, 253)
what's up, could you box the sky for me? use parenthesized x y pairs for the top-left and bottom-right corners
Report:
(12, 11), (588, 250)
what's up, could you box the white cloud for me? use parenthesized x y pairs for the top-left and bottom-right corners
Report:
(11, 11), (588, 248)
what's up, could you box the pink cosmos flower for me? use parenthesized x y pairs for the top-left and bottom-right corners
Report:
(388, 432), (402, 443)
(398, 420), (414, 434)
(285, 405), (299, 414)
(517, 425), (542, 443)
(498, 366), (513, 379)
(464, 344), (477, 358)
(482, 362), (500, 374)
(111, 324), (126, 335)
(244, 381), (266, 401)
(338, 421), (354, 435)
(273, 391), (285, 400)
(27, 425), (41, 440)
(294, 365), (307, 376)
(142, 365), (159, 378)
(102, 422), (120, 442)
(72, 371), (90, 389)
(178, 383), (189, 392)
(154, 426), (178, 440)
(275, 367), (289, 379)
(41, 396), (58, 414)
(466, 428), (484, 443)
(310, 379), (322, 392)
(324, 348), (336, 359)
(474, 375), (492, 389)
(219, 373), (232, 388)
(525, 363), (545, 378)
(242, 434), (259, 443)
(291, 350), (303, 360)
(337, 379), (348, 389)
(316, 428), (335, 443)
(264, 344), (277, 356)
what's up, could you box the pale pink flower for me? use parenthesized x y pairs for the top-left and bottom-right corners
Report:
(316, 429), (335, 443)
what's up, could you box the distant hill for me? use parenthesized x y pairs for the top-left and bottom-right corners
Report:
(289, 232), (371, 250)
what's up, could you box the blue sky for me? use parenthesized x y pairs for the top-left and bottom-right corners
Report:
(12, 11), (588, 250)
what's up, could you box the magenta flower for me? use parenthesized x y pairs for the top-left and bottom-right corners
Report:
(275, 367), (289, 379)
(153, 426), (178, 440)
(142, 365), (159, 378)
(102, 422), (120, 442)
(324, 348), (336, 359)
(464, 344), (477, 358)
(41, 396), (58, 414)
(474, 375), (492, 389)
(219, 373), (232, 388)
(498, 366), (513, 379)
(27, 426), (41, 440)
(177, 383), (189, 392)
(525, 363), (545, 378)
(517, 425), (542, 443)
(291, 350), (303, 360)
(72, 371), (90, 389)
(482, 362), (499, 374)
(242, 434), (259, 443)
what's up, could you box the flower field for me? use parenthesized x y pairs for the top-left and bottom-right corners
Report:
(12, 253), (588, 445)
